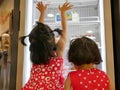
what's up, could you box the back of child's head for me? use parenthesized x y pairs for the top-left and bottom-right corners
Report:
(20, 22), (62, 65)
(68, 36), (102, 66)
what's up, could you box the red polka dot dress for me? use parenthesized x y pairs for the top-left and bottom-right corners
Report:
(69, 68), (109, 90)
(22, 57), (64, 90)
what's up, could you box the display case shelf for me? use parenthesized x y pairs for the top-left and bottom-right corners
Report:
(33, 16), (100, 25)
(33, 0), (99, 8)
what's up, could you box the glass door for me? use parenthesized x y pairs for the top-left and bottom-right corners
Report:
(22, 0), (115, 89)
(29, 0), (106, 78)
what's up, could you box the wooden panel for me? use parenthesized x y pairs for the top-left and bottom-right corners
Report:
(9, 0), (20, 90)
(111, 0), (120, 89)
(104, 0), (115, 89)
(16, 0), (26, 89)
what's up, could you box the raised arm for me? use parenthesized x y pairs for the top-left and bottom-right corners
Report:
(57, 2), (73, 56)
(36, 2), (48, 23)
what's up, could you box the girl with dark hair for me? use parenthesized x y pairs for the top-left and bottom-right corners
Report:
(64, 36), (114, 90)
(21, 1), (73, 90)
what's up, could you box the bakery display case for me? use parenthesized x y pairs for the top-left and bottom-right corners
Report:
(30, 0), (106, 77)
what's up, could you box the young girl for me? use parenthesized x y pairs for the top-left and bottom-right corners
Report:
(21, 1), (73, 90)
(64, 36), (115, 90)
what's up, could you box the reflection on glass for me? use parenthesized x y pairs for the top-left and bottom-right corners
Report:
(0, 33), (10, 90)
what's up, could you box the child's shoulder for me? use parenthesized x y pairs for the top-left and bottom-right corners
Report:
(69, 68), (108, 76)
(94, 68), (108, 75)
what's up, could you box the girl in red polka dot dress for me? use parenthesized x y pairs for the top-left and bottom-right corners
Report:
(20, 1), (73, 90)
(64, 36), (115, 90)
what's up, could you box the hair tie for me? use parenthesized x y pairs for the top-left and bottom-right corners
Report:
(20, 35), (29, 46)
(53, 28), (62, 35)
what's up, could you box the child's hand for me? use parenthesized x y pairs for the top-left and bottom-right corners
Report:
(36, 2), (48, 13)
(59, 2), (73, 13)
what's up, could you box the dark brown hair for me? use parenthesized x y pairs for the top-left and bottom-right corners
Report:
(68, 36), (102, 66)
(20, 22), (62, 65)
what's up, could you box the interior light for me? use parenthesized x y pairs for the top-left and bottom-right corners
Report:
(47, 13), (54, 17)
